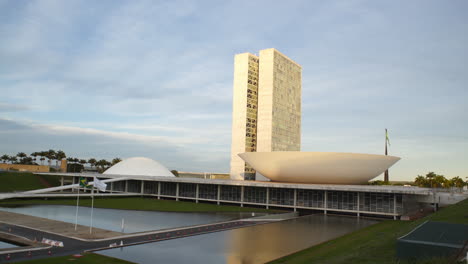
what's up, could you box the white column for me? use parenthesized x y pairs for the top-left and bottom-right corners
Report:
(324, 190), (328, 215)
(60, 176), (64, 192)
(217, 185), (221, 205)
(141, 181), (145, 194)
(157, 182), (161, 199)
(125, 181), (128, 193)
(393, 193), (397, 220)
(266, 187), (269, 209)
(195, 184), (199, 203)
(176, 183), (179, 201)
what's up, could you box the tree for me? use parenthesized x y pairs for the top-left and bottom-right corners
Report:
(449, 176), (465, 188)
(414, 175), (427, 187)
(414, 172), (450, 188)
(30, 152), (38, 163)
(20, 157), (34, 165)
(88, 158), (97, 170)
(16, 152), (27, 159)
(111, 158), (122, 166)
(46, 149), (56, 166)
(96, 159), (109, 172)
(9, 156), (18, 164)
(1, 154), (9, 164)
(38, 151), (47, 165)
(79, 159), (87, 167)
(55, 150), (66, 167)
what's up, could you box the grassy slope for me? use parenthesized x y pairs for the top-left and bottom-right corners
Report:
(0, 172), (60, 192)
(269, 198), (468, 264)
(0, 197), (279, 213)
(14, 253), (135, 264)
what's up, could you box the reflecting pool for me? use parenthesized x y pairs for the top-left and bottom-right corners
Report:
(99, 214), (378, 264)
(0, 205), (261, 233)
(0, 241), (18, 249)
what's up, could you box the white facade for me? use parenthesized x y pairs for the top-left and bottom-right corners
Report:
(230, 49), (301, 181)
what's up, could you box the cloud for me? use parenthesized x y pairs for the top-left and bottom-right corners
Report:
(0, 118), (230, 172)
(0, 0), (467, 180)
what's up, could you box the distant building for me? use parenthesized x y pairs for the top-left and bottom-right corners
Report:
(230, 48), (302, 181)
(178, 172), (230, 180)
(0, 163), (50, 173)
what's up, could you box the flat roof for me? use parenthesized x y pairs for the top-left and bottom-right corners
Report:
(38, 172), (433, 195)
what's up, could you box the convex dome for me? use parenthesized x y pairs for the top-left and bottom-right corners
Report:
(103, 157), (175, 177)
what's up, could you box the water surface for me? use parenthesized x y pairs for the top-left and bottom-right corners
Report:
(0, 241), (18, 249)
(0, 205), (261, 233)
(99, 214), (378, 264)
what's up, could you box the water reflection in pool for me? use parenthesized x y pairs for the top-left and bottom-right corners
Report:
(0, 241), (18, 249)
(0, 205), (263, 233)
(99, 214), (378, 264)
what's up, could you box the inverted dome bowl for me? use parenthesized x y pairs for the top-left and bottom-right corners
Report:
(238, 152), (400, 184)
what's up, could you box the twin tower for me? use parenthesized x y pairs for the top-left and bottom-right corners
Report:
(230, 48), (302, 181)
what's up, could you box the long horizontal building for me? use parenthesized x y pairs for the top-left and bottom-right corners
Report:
(40, 172), (437, 220)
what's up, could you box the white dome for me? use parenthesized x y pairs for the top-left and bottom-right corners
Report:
(103, 157), (175, 177)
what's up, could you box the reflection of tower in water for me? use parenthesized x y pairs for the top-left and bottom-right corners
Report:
(225, 215), (378, 264)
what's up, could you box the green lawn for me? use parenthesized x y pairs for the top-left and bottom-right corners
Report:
(14, 253), (135, 264)
(0, 172), (60, 192)
(0, 197), (280, 213)
(269, 198), (468, 264)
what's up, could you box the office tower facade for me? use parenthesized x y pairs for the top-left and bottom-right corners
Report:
(230, 48), (301, 181)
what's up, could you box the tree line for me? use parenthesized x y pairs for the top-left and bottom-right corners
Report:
(1, 150), (122, 171)
(414, 172), (466, 188)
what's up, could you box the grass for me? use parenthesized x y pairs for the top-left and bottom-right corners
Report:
(0, 171), (278, 213)
(0, 196), (280, 213)
(0, 172), (60, 192)
(14, 253), (135, 264)
(268, 198), (468, 264)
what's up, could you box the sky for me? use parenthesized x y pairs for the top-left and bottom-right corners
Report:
(0, 0), (467, 181)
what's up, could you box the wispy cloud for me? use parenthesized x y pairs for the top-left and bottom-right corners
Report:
(0, 0), (467, 178)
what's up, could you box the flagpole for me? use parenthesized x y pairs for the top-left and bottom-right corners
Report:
(90, 183), (95, 234)
(384, 128), (389, 182)
(74, 180), (80, 231)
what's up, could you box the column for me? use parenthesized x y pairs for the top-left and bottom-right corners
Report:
(393, 193), (397, 220)
(125, 181), (128, 193)
(266, 187), (269, 209)
(293, 189), (297, 212)
(60, 176), (64, 192)
(141, 181), (145, 194)
(176, 183), (179, 201)
(195, 184), (199, 203)
(217, 185), (221, 205)
(357, 192), (360, 218)
(111, 182), (114, 193)
(240, 186), (244, 207)
(157, 182), (161, 199)
(324, 190), (328, 215)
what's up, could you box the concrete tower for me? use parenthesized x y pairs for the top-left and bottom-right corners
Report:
(230, 48), (302, 181)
